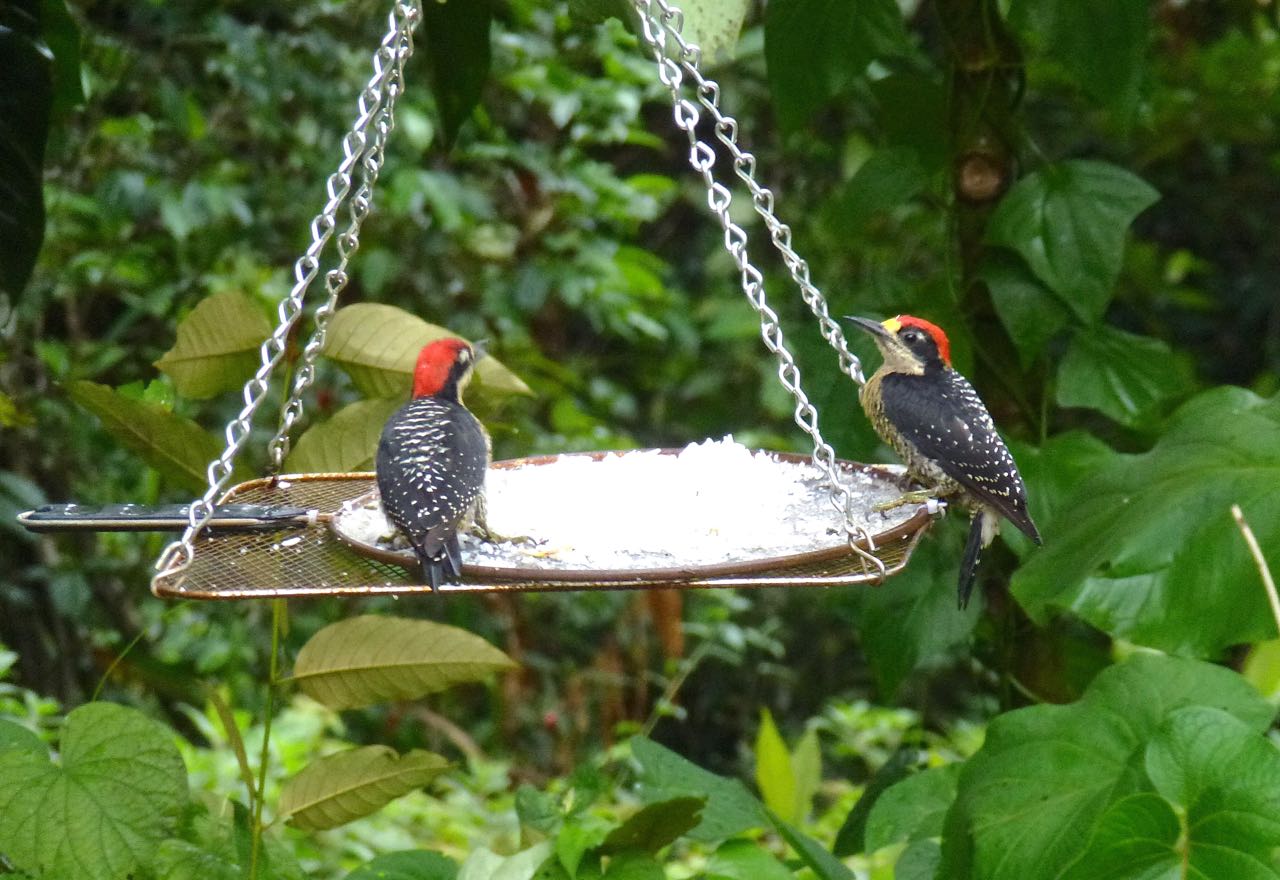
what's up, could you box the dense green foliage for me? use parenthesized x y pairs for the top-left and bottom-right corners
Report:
(3, 0), (1280, 877)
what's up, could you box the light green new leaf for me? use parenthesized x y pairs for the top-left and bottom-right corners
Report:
(1012, 387), (1280, 655)
(679, 0), (751, 66)
(755, 709), (797, 822)
(67, 380), (235, 493)
(938, 654), (1272, 880)
(0, 702), (188, 880)
(323, 303), (530, 400)
(154, 290), (271, 399)
(284, 397), (401, 473)
(986, 160), (1158, 322)
(791, 727), (821, 825)
(291, 614), (516, 710)
(279, 746), (451, 831)
(1056, 325), (1192, 428)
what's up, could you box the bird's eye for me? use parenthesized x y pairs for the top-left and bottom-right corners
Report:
(902, 330), (921, 343)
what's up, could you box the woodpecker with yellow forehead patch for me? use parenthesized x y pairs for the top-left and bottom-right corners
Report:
(846, 315), (1041, 608)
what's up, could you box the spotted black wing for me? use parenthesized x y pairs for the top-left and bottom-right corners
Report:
(879, 370), (1040, 542)
(376, 397), (489, 568)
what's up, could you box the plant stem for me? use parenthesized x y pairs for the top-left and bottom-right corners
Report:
(1231, 504), (1280, 637)
(249, 599), (286, 879)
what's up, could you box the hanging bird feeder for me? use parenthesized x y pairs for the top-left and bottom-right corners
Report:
(18, 0), (936, 598)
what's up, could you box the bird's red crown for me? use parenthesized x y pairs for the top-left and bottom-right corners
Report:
(412, 337), (473, 398)
(893, 315), (951, 367)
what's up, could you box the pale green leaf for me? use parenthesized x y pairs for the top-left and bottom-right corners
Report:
(679, 0), (751, 66)
(279, 746), (451, 831)
(456, 843), (552, 880)
(323, 303), (531, 400)
(154, 290), (271, 399)
(284, 397), (401, 473)
(67, 379), (234, 495)
(791, 728), (821, 824)
(0, 702), (188, 880)
(290, 614), (516, 710)
(755, 709), (797, 823)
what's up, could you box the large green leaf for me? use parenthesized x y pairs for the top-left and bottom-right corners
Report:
(1008, 0), (1149, 124)
(344, 851), (458, 880)
(422, 0), (492, 146)
(1012, 387), (1280, 655)
(986, 160), (1159, 322)
(279, 746), (451, 831)
(631, 736), (769, 842)
(1056, 325), (1192, 428)
(284, 397), (401, 473)
(67, 380), (236, 494)
(938, 654), (1272, 880)
(864, 765), (959, 853)
(765, 0), (909, 130)
(290, 614), (515, 710)
(677, 0), (751, 66)
(0, 2), (52, 296)
(154, 291), (272, 399)
(981, 254), (1072, 368)
(323, 303), (530, 400)
(0, 702), (188, 880)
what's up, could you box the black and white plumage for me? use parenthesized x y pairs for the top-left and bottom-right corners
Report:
(848, 314), (1041, 608)
(376, 338), (489, 590)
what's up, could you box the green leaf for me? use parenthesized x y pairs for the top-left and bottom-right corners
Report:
(0, 702), (188, 880)
(790, 727), (821, 825)
(938, 654), (1272, 880)
(557, 817), (611, 878)
(986, 160), (1159, 322)
(601, 852), (664, 880)
(704, 839), (796, 880)
(770, 817), (855, 880)
(894, 840), (941, 880)
(1012, 387), (1280, 655)
(0, 719), (45, 757)
(827, 147), (929, 232)
(279, 746), (451, 831)
(40, 0), (83, 118)
(631, 737), (769, 842)
(456, 843), (552, 880)
(765, 0), (909, 130)
(347, 851), (455, 880)
(0, 3), (52, 296)
(1056, 793), (1185, 880)
(153, 839), (241, 880)
(1055, 325), (1192, 428)
(1008, 0), (1149, 124)
(516, 783), (562, 836)
(981, 254), (1072, 368)
(422, 0), (492, 146)
(600, 796), (704, 855)
(284, 397), (401, 473)
(67, 379), (235, 495)
(864, 765), (959, 852)
(291, 614), (516, 710)
(154, 291), (272, 399)
(832, 749), (916, 857)
(851, 529), (981, 696)
(754, 709), (797, 822)
(323, 303), (531, 400)
(678, 0), (751, 66)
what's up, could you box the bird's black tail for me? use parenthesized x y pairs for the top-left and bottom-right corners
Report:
(414, 536), (464, 591)
(958, 513), (986, 609)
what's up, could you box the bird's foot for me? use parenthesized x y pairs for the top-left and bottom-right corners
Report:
(469, 521), (539, 547)
(874, 489), (935, 512)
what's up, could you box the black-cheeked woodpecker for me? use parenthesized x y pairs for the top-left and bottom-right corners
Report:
(847, 315), (1041, 608)
(376, 337), (490, 589)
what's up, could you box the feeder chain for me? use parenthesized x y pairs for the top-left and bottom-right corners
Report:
(267, 7), (416, 470)
(642, 7), (864, 387)
(632, 0), (883, 577)
(154, 0), (422, 583)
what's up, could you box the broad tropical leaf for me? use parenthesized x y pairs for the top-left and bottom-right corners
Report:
(155, 291), (272, 399)
(279, 746), (450, 831)
(284, 397), (401, 473)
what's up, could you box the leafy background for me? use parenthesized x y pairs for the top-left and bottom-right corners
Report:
(2, 0), (1280, 878)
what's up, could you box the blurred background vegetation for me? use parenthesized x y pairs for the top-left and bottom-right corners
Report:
(2, 0), (1280, 876)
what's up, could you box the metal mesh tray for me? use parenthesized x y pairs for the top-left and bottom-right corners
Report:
(151, 451), (930, 600)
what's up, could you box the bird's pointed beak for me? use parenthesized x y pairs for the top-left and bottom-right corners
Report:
(470, 338), (489, 359)
(844, 315), (896, 341)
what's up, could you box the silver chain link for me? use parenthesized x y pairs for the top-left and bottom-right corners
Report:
(154, 1), (422, 582)
(632, 0), (882, 571)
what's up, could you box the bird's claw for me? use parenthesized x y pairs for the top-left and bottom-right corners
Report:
(873, 489), (935, 512)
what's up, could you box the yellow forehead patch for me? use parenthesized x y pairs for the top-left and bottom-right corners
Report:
(881, 316), (903, 333)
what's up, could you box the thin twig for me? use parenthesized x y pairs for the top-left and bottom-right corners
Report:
(1231, 504), (1280, 637)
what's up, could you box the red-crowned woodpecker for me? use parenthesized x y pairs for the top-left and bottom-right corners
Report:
(847, 314), (1041, 608)
(376, 338), (489, 589)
